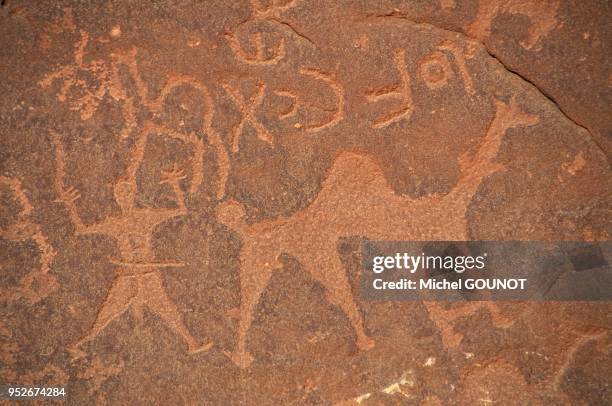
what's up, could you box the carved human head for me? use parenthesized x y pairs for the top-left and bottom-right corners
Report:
(216, 199), (246, 228)
(113, 179), (136, 211)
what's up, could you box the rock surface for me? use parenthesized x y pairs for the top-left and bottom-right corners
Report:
(1, 1), (610, 404)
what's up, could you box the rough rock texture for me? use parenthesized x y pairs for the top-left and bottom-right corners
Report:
(0, 0), (610, 404)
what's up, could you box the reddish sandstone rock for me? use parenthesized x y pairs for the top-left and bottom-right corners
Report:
(1, 1), (610, 404)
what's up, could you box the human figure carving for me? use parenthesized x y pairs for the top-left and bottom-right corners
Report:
(52, 133), (212, 359)
(217, 96), (538, 368)
(364, 49), (414, 129)
(0, 176), (58, 305)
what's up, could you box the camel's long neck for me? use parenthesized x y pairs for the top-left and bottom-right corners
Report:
(447, 98), (538, 210)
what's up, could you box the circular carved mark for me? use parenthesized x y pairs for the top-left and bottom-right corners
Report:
(418, 51), (453, 89)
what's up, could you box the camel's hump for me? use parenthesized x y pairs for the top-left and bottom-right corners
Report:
(320, 151), (390, 193)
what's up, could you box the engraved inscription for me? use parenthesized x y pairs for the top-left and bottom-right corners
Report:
(364, 49), (414, 129)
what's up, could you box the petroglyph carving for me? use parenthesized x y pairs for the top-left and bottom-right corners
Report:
(299, 68), (345, 132)
(417, 51), (454, 89)
(40, 30), (139, 143)
(217, 96), (538, 368)
(111, 49), (206, 187)
(422, 96), (538, 346)
(41, 36), (229, 198)
(107, 48), (140, 140)
(364, 49), (414, 129)
(466, 0), (560, 50)
(51, 132), (212, 359)
(416, 42), (475, 94)
(108, 48), (222, 196)
(438, 41), (476, 96)
(39, 30), (111, 121)
(225, 30), (286, 66)
(225, 0), (314, 65)
(273, 89), (300, 120)
(224, 0), (289, 65)
(273, 68), (345, 132)
(562, 152), (586, 176)
(423, 301), (513, 348)
(249, 0), (315, 47)
(0, 176), (58, 305)
(223, 81), (274, 152)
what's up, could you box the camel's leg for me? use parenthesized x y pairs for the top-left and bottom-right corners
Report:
(422, 301), (464, 348)
(225, 250), (275, 369)
(423, 301), (513, 349)
(306, 250), (375, 351)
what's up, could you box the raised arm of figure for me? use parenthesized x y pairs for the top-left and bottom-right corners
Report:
(160, 164), (188, 215)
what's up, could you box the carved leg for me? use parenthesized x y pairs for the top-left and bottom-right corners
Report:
(224, 251), (275, 369)
(142, 273), (212, 354)
(306, 250), (375, 351)
(70, 275), (136, 360)
(423, 301), (464, 348)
